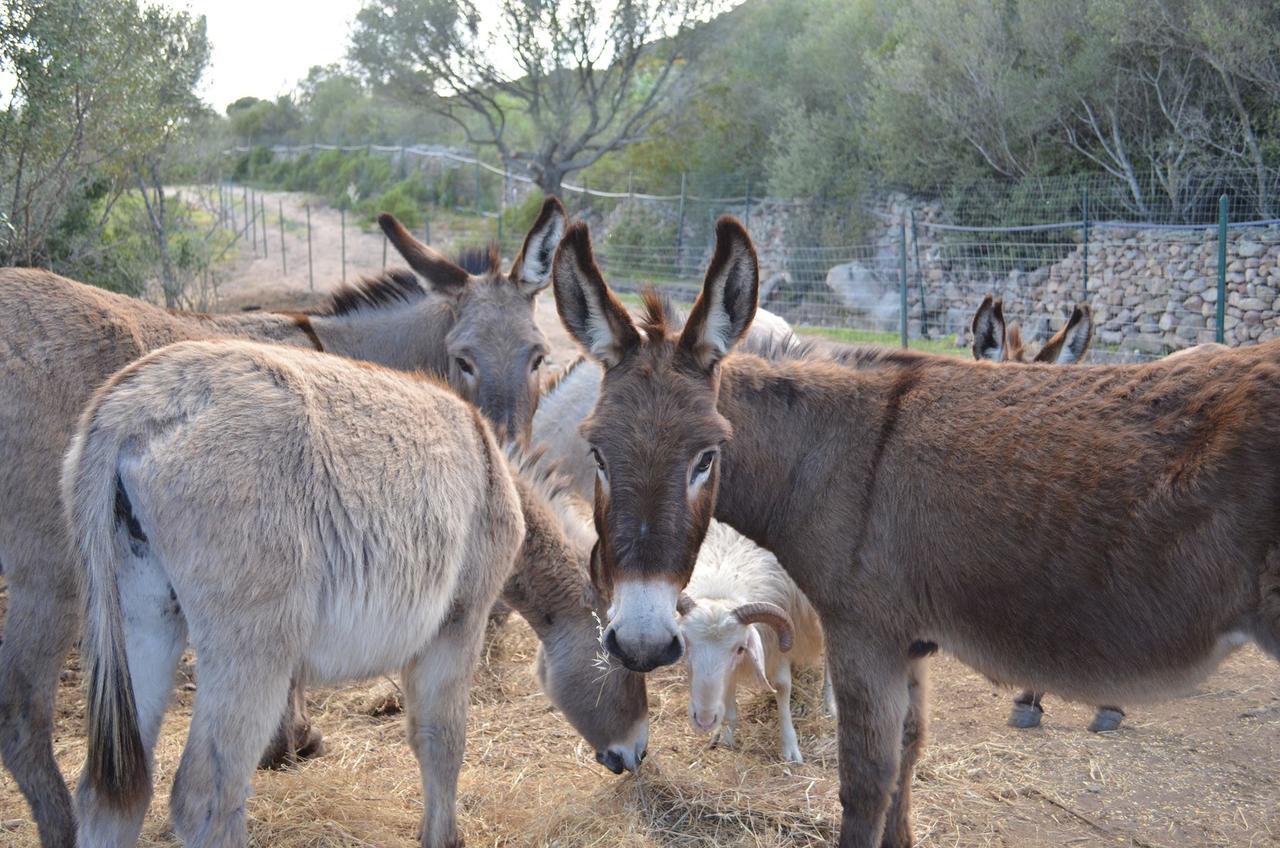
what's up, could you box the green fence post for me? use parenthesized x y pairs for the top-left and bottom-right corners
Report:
(1216, 192), (1228, 344)
(911, 208), (928, 339)
(744, 177), (753, 231)
(260, 195), (268, 259)
(474, 159), (481, 215)
(1082, 185), (1090, 299)
(340, 206), (347, 284)
(423, 218), (430, 246)
(899, 216), (909, 349)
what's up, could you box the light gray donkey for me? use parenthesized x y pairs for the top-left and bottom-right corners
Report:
(65, 339), (524, 848)
(0, 197), (566, 847)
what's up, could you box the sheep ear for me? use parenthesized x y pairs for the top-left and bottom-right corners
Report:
(971, 294), (1006, 361)
(745, 628), (774, 693)
(1035, 305), (1093, 364)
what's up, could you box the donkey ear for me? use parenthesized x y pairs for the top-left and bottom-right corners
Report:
(379, 213), (469, 296)
(971, 294), (1007, 361)
(678, 216), (759, 370)
(552, 222), (641, 367)
(1035, 304), (1093, 364)
(510, 196), (567, 296)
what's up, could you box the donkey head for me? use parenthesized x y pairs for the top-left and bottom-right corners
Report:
(552, 217), (759, 673)
(532, 580), (650, 773)
(380, 197), (566, 444)
(972, 294), (1094, 364)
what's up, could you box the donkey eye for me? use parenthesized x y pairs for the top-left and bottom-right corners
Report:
(590, 448), (606, 471)
(530, 354), (545, 373)
(454, 357), (475, 376)
(693, 450), (716, 476)
(735, 645), (746, 655)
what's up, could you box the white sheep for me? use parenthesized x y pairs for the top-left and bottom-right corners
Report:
(677, 521), (829, 763)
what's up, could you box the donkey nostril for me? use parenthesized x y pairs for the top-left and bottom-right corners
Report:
(603, 628), (628, 664)
(658, 634), (683, 666)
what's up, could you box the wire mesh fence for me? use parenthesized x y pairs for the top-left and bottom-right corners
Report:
(226, 144), (1280, 361)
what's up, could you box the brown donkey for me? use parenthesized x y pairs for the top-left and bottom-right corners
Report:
(551, 217), (1280, 848)
(0, 197), (564, 847)
(970, 294), (1125, 731)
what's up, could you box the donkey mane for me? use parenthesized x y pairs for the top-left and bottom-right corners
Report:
(505, 443), (596, 558)
(455, 243), (502, 277)
(320, 268), (426, 317)
(541, 355), (588, 401)
(637, 287), (941, 372)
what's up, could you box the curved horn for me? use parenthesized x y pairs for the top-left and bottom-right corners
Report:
(732, 602), (794, 652)
(677, 593), (697, 615)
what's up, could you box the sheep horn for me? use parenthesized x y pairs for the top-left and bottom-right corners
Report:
(677, 593), (697, 615)
(732, 602), (794, 652)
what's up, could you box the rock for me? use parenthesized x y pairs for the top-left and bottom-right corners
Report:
(825, 261), (901, 331)
(1237, 297), (1267, 311)
(1237, 241), (1265, 258)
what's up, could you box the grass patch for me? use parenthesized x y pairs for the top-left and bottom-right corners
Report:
(794, 325), (967, 356)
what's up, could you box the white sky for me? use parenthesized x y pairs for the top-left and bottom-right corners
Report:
(174, 0), (366, 113)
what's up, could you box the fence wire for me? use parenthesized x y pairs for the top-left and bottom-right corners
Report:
(227, 145), (1280, 361)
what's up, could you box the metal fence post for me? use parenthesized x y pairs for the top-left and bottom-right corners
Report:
(245, 187), (254, 253)
(675, 173), (687, 275)
(278, 198), (286, 275)
(340, 206), (347, 284)
(911, 208), (928, 339)
(382, 233), (388, 269)
(1082, 185), (1090, 298)
(260, 195), (268, 258)
(744, 177), (753, 231)
(899, 216), (909, 349)
(306, 203), (314, 292)
(423, 218), (430, 245)
(1216, 192), (1228, 344)
(474, 159), (481, 214)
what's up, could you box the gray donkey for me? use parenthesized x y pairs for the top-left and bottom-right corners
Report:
(67, 337), (648, 848)
(0, 197), (565, 847)
(67, 339), (524, 848)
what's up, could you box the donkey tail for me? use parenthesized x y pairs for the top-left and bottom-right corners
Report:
(62, 398), (150, 812)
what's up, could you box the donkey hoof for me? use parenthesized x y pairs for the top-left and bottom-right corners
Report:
(1088, 707), (1124, 733)
(1008, 702), (1044, 729)
(295, 726), (326, 760)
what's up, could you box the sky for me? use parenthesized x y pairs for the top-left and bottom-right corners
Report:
(176, 0), (366, 113)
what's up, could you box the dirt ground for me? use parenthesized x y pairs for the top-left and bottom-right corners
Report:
(2, 192), (1278, 846)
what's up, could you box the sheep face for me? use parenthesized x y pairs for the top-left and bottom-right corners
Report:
(680, 600), (773, 733)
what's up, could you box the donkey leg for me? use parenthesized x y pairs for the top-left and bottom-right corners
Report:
(170, 654), (291, 848)
(827, 631), (911, 848)
(77, 552), (188, 847)
(1088, 706), (1125, 733)
(882, 660), (929, 848)
(0, 556), (79, 848)
(257, 674), (324, 770)
(1008, 690), (1044, 728)
(773, 659), (803, 764)
(403, 608), (489, 848)
(823, 660), (838, 718)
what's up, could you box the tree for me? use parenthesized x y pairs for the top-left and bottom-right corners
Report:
(350, 0), (724, 195)
(0, 0), (210, 269)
